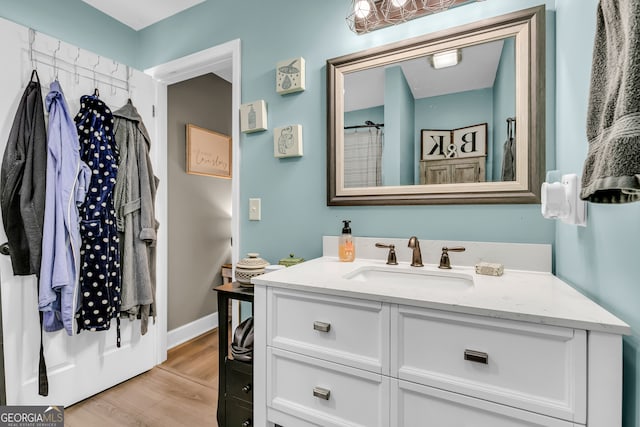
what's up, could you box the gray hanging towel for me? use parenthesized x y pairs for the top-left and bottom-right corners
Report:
(581, 0), (640, 203)
(501, 136), (515, 181)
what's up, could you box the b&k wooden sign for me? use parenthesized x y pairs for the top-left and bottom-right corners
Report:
(421, 123), (487, 160)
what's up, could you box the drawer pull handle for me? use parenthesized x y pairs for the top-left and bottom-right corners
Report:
(313, 321), (331, 332)
(313, 386), (331, 400)
(464, 349), (489, 364)
(242, 384), (252, 393)
(242, 420), (252, 427)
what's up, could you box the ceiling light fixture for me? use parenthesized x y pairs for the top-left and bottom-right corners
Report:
(422, 0), (458, 11)
(429, 49), (462, 69)
(381, 0), (419, 25)
(347, 0), (482, 34)
(354, 0), (372, 17)
(346, 0), (380, 33)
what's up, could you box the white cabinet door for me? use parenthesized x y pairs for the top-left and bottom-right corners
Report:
(0, 18), (159, 406)
(392, 305), (587, 423)
(392, 379), (579, 427)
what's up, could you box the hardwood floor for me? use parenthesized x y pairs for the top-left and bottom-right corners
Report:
(65, 330), (220, 427)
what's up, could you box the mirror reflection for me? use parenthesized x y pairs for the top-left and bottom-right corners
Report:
(327, 5), (545, 205)
(343, 37), (516, 188)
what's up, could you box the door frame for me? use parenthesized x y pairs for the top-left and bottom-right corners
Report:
(145, 39), (241, 363)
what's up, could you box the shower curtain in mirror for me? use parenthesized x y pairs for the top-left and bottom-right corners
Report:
(343, 128), (383, 188)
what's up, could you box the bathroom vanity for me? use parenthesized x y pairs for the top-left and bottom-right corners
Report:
(252, 238), (630, 427)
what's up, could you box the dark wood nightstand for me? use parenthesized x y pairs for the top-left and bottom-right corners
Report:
(214, 282), (254, 427)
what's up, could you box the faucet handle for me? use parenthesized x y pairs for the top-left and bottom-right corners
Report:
(439, 246), (466, 269)
(375, 243), (398, 265)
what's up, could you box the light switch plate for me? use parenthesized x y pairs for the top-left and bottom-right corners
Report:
(249, 198), (261, 221)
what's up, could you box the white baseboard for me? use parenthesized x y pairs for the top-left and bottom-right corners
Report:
(167, 312), (218, 349)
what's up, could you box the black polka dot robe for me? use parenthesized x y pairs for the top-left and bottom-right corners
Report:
(74, 95), (121, 337)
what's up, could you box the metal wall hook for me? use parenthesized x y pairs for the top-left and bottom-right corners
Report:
(92, 56), (101, 94)
(29, 28), (37, 70)
(126, 65), (132, 98)
(110, 61), (119, 95)
(52, 40), (61, 80)
(73, 47), (81, 84)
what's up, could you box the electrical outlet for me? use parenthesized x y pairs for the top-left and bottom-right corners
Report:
(249, 198), (261, 221)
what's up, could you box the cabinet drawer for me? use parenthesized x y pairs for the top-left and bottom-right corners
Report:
(267, 288), (389, 373)
(392, 379), (579, 427)
(267, 347), (389, 427)
(226, 359), (253, 404)
(393, 305), (586, 423)
(226, 397), (253, 427)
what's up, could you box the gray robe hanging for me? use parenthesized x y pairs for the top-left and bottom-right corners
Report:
(0, 70), (48, 396)
(1, 72), (47, 275)
(113, 100), (159, 335)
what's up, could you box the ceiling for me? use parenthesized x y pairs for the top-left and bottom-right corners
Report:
(344, 39), (505, 112)
(81, 0), (205, 31)
(79, 0), (235, 81)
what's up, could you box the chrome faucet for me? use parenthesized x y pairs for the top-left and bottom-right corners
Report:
(407, 236), (423, 267)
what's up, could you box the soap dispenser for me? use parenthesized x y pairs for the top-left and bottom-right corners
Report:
(338, 220), (355, 262)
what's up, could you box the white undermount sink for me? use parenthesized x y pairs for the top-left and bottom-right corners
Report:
(344, 266), (474, 290)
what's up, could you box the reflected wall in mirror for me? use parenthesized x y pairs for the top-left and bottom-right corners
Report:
(327, 6), (545, 205)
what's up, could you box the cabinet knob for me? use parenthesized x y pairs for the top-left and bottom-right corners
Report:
(242, 384), (252, 393)
(464, 349), (489, 364)
(313, 321), (331, 333)
(241, 420), (252, 427)
(313, 386), (331, 400)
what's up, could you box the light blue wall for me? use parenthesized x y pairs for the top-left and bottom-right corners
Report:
(414, 88), (493, 181)
(0, 0), (139, 68)
(555, 1), (639, 425)
(344, 106), (384, 127)
(384, 66), (415, 186)
(492, 37), (516, 181)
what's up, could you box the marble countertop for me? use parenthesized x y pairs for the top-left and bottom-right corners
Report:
(252, 256), (631, 335)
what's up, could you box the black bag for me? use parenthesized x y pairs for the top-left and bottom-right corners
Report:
(231, 317), (254, 362)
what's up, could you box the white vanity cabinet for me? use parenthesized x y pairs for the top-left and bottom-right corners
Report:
(252, 254), (628, 427)
(255, 286), (622, 427)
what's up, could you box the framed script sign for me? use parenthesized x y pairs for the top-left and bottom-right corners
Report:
(422, 123), (487, 160)
(186, 124), (232, 179)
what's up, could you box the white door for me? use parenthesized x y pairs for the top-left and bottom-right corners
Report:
(0, 18), (162, 406)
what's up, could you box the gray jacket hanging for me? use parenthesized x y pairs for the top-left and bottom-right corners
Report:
(0, 71), (47, 276)
(0, 70), (49, 396)
(113, 100), (159, 335)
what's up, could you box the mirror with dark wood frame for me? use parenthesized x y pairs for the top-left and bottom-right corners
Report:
(327, 6), (545, 205)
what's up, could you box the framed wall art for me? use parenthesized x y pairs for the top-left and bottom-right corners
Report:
(240, 100), (268, 133)
(276, 57), (306, 94)
(186, 124), (232, 179)
(274, 125), (303, 158)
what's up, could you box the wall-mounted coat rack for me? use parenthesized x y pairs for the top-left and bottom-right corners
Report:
(28, 28), (132, 95)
